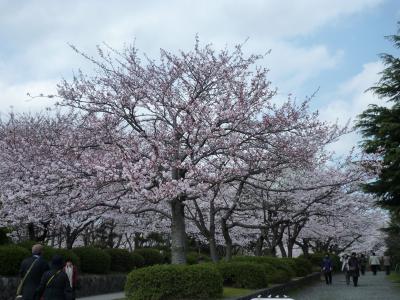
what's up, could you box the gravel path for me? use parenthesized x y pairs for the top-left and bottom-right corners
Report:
(288, 271), (400, 300)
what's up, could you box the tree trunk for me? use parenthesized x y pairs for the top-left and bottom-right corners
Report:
(209, 237), (219, 262)
(134, 232), (141, 249)
(221, 219), (233, 261)
(28, 223), (36, 241)
(278, 241), (287, 257)
(170, 199), (187, 264)
(254, 235), (264, 256)
(126, 233), (133, 251)
(287, 240), (294, 258)
(302, 242), (310, 256)
(66, 232), (77, 249)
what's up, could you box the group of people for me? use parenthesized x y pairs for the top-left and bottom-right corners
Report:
(321, 252), (392, 287)
(17, 244), (78, 300)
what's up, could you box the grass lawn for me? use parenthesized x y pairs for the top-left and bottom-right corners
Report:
(388, 272), (400, 283)
(222, 287), (255, 298)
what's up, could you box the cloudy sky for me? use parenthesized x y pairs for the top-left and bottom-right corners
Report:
(0, 0), (399, 154)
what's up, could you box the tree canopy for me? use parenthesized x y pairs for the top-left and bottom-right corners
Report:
(357, 24), (400, 208)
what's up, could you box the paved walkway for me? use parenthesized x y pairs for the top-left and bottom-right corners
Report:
(288, 272), (400, 300)
(77, 292), (124, 300)
(76, 272), (399, 300)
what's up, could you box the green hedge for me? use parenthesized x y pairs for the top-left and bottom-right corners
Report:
(16, 240), (37, 251)
(131, 252), (145, 269)
(281, 258), (312, 277)
(0, 245), (30, 276)
(216, 262), (267, 289)
(73, 247), (111, 274)
(105, 248), (137, 272)
(125, 264), (223, 300)
(293, 257), (313, 276)
(186, 252), (212, 265)
(44, 248), (81, 269)
(229, 259), (288, 284)
(133, 248), (164, 266)
(232, 256), (296, 280)
(16, 242), (81, 270)
(0, 228), (10, 245)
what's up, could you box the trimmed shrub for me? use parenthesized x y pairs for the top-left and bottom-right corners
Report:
(269, 269), (292, 283)
(293, 257), (313, 276)
(216, 262), (267, 289)
(186, 252), (212, 265)
(41, 247), (81, 269)
(160, 250), (171, 264)
(16, 240), (37, 251)
(281, 258), (312, 277)
(125, 264), (223, 300)
(133, 248), (164, 266)
(231, 256), (296, 283)
(73, 247), (111, 274)
(0, 245), (30, 276)
(302, 253), (324, 267)
(105, 248), (136, 272)
(17, 242), (57, 263)
(51, 248), (80, 269)
(131, 252), (145, 269)
(0, 228), (10, 245)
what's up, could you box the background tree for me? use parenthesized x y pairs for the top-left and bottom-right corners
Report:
(356, 24), (400, 208)
(356, 23), (400, 266)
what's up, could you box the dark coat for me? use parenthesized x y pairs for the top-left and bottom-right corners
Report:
(321, 257), (333, 273)
(19, 256), (50, 300)
(348, 256), (360, 277)
(35, 269), (73, 300)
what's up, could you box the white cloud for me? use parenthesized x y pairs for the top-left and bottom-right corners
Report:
(320, 61), (386, 155)
(0, 0), (385, 112)
(0, 80), (57, 114)
(321, 61), (384, 124)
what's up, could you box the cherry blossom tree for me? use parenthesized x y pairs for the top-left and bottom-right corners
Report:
(0, 110), (128, 247)
(54, 39), (352, 263)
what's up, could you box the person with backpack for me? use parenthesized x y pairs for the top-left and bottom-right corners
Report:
(35, 255), (73, 300)
(348, 252), (361, 287)
(321, 254), (333, 285)
(18, 244), (50, 300)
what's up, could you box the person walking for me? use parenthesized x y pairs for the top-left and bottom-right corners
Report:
(359, 254), (367, 275)
(341, 254), (351, 285)
(18, 244), (50, 300)
(369, 252), (381, 275)
(348, 252), (360, 287)
(64, 259), (78, 300)
(321, 254), (333, 285)
(35, 255), (73, 300)
(383, 254), (391, 275)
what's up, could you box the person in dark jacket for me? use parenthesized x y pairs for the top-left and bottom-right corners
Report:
(35, 255), (73, 300)
(19, 244), (50, 300)
(321, 254), (333, 285)
(359, 254), (367, 275)
(348, 252), (361, 287)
